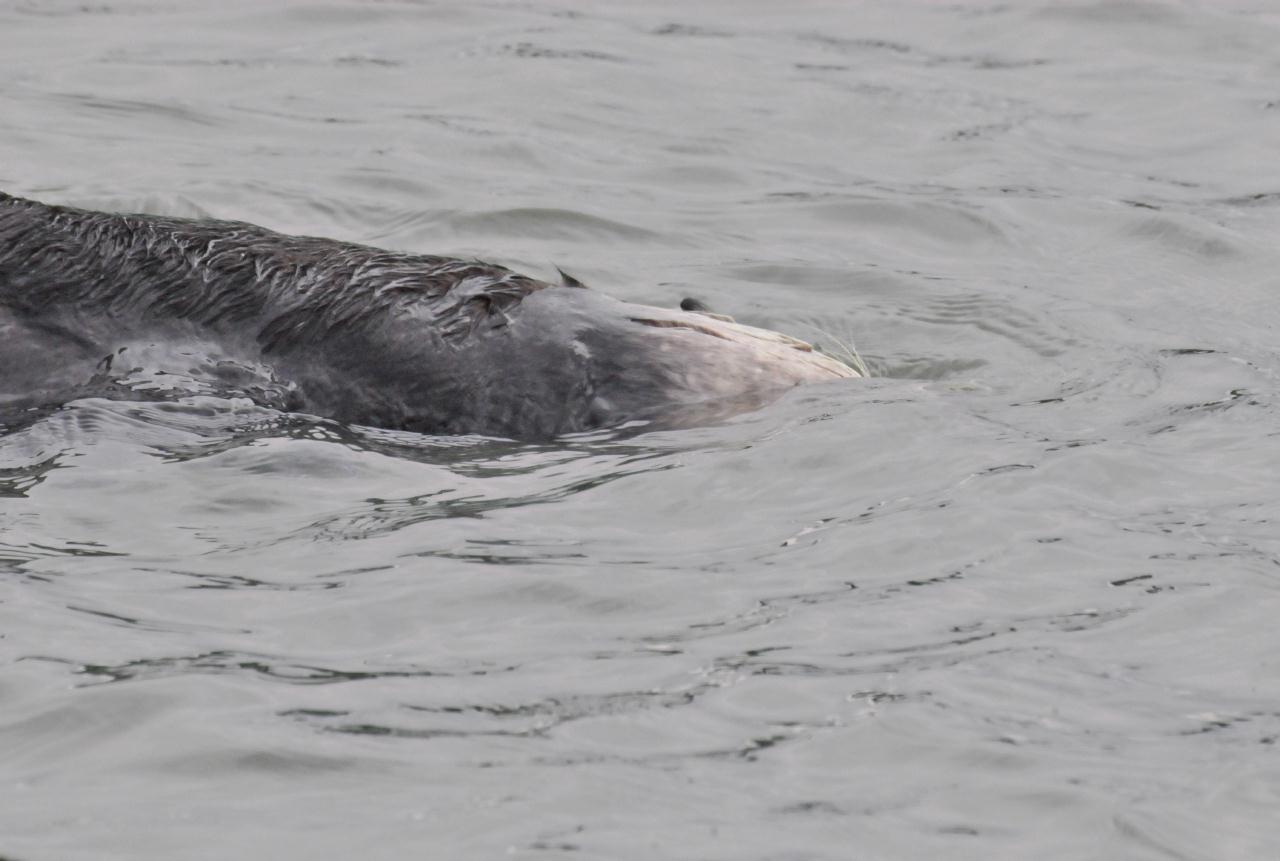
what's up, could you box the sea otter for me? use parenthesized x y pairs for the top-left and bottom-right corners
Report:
(0, 192), (857, 440)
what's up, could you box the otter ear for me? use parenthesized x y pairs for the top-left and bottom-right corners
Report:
(557, 268), (588, 289)
(680, 297), (736, 323)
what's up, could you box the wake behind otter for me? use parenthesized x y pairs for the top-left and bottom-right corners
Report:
(0, 193), (857, 440)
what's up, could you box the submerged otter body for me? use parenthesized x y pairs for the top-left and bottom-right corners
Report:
(0, 192), (856, 440)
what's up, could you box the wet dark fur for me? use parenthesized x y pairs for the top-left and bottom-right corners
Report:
(0, 192), (853, 440)
(0, 192), (543, 351)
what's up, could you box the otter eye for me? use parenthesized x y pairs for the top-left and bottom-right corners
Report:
(680, 297), (710, 312)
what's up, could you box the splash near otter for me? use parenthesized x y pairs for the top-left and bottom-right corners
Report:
(0, 193), (857, 440)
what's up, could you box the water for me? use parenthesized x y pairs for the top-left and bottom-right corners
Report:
(3, 1), (1280, 858)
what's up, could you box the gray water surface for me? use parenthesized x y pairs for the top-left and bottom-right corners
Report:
(3, 1), (1280, 859)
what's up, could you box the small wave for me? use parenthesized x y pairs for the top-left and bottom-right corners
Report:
(441, 207), (666, 243)
(51, 91), (222, 128)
